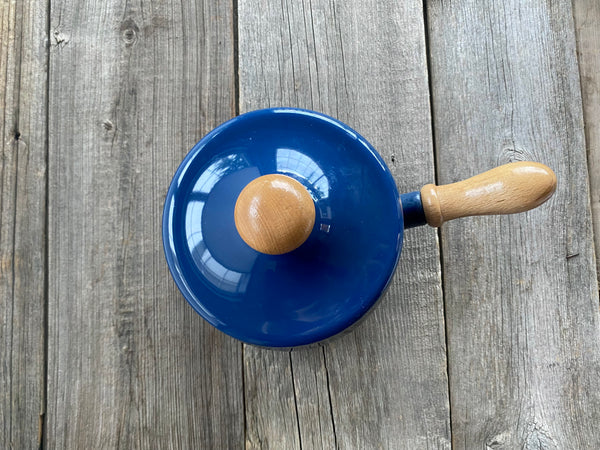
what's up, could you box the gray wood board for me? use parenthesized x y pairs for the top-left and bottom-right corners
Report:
(238, 0), (451, 448)
(0, 0), (48, 448)
(46, 0), (243, 447)
(574, 0), (600, 280)
(426, 0), (600, 447)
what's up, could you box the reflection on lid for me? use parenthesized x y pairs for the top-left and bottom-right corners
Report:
(276, 148), (329, 199)
(192, 153), (249, 194)
(184, 153), (252, 296)
(189, 235), (250, 295)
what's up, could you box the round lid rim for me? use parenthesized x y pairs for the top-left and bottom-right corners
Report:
(162, 107), (404, 347)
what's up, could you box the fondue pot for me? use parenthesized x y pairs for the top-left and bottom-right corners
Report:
(163, 108), (556, 347)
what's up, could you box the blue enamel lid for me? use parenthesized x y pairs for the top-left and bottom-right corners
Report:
(163, 108), (403, 347)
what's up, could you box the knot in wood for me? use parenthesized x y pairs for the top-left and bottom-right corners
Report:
(499, 145), (535, 164)
(120, 18), (139, 46)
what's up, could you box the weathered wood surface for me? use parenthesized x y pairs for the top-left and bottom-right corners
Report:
(574, 0), (600, 280)
(46, 0), (243, 448)
(0, 0), (47, 448)
(427, 0), (600, 448)
(239, 0), (450, 448)
(1, 0), (599, 448)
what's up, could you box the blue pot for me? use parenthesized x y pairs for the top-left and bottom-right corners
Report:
(162, 108), (453, 347)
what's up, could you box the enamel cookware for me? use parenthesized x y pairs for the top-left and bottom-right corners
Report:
(163, 108), (556, 347)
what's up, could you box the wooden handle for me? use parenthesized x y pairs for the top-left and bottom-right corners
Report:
(234, 174), (316, 255)
(420, 161), (557, 227)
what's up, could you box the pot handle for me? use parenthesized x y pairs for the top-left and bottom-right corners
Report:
(420, 161), (557, 227)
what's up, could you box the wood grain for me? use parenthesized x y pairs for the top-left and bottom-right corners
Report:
(421, 162), (556, 227)
(46, 0), (243, 448)
(0, 0), (48, 448)
(234, 174), (316, 255)
(426, 0), (600, 447)
(2, 0), (597, 446)
(573, 0), (600, 280)
(244, 347), (302, 449)
(239, 0), (451, 447)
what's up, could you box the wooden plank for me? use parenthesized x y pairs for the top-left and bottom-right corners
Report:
(239, 0), (451, 447)
(244, 348), (302, 449)
(426, 0), (600, 447)
(573, 0), (600, 280)
(46, 0), (243, 448)
(0, 0), (48, 448)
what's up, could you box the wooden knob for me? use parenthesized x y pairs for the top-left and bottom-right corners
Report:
(234, 174), (316, 255)
(421, 161), (557, 227)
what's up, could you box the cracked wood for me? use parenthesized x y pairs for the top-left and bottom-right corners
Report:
(45, 0), (243, 448)
(427, 0), (600, 447)
(238, 0), (451, 447)
(0, 0), (48, 448)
